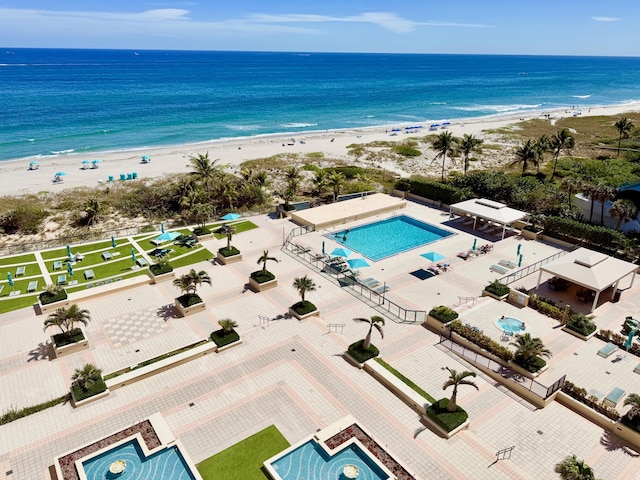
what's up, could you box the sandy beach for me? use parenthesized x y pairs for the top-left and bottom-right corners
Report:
(2, 103), (639, 197)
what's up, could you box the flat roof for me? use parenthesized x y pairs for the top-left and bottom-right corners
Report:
(450, 198), (528, 225)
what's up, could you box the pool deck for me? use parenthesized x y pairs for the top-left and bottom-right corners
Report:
(1, 197), (640, 480)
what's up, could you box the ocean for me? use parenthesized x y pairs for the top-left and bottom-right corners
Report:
(1, 49), (640, 162)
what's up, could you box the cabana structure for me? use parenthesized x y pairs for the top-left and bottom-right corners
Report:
(449, 198), (528, 240)
(535, 248), (638, 312)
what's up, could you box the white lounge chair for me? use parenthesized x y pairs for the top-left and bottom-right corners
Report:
(490, 264), (509, 275)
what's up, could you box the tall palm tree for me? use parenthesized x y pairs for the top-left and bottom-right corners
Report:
(458, 134), (483, 176)
(432, 131), (457, 182)
(442, 367), (478, 412)
(610, 199), (638, 230)
(353, 315), (385, 351)
(614, 116), (634, 155)
(312, 169), (328, 197)
(326, 171), (345, 202)
(219, 175), (238, 210)
(84, 197), (102, 226)
(581, 182), (599, 223)
(510, 333), (552, 368)
(218, 318), (238, 333)
(191, 202), (213, 229)
(560, 177), (582, 210)
(623, 393), (640, 426)
(535, 134), (550, 174)
(510, 139), (540, 176)
(292, 275), (316, 305)
(189, 152), (222, 192)
(173, 269), (211, 295)
(549, 129), (575, 180)
(72, 363), (103, 391)
(257, 250), (278, 275)
(284, 166), (302, 194)
(43, 304), (91, 337)
(595, 184), (615, 226)
(554, 455), (598, 480)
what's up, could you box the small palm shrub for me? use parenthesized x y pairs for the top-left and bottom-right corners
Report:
(429, 306), (459, 323)
(485, 280), (510, 297)
(565, 314), (597, 336)
(39, 284), (67, 305)
(211, 318), (240, 347)
(150, 256), (173, 275)
(71, 363), (107, 402)
(562, 381), (620, 421)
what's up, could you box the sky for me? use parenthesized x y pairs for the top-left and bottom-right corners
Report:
(1, 1), (638, 56)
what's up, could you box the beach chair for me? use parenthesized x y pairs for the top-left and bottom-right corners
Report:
(490, 264), (509, 275)
(603, 387), (625, 408)
(15, 266), (25, 276)
(84, 269), (95, 280)
(359, 278), (381, 288)
(132, 172), (138, 179)
(126, 173), (133, 180)
(108, 175), (114, 182)
(597, 342), (618, 358)
(53, 261), (62, 270)
(634, 363), (640, 374)
(119, 174), (126, 181)
(27, 281), (38, 293)
(57, 274), (66, 285)
(498, 259), (517, 269)
(374, 285), (390, 294)
(136, 257), (148, 267)
(101, 251), (112, 261)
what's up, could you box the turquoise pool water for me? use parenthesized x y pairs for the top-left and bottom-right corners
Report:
(81, 440), (196, 480)
(497, 317), (525, 333)
(271, 440), (388, 480)
(328, 215), (454, 261)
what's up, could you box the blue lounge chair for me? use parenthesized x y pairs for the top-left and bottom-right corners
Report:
(57, 274), (66, 285)
(604, 387), (625, 408)
(597, 342), (618, 358)
(119, 174), (126, 181)
(84, 269), (95, 280)
(101, 251), (112, 261)
(53, 261), (63, 270)
(15, 266), (25, 276)
(27, 280), (38, 293)
(132, 172), (138, 179)
(490, 264), (509, 275)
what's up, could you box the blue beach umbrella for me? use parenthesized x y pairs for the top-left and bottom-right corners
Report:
(331, 247), (352, 258)
(66, 244), (72, 258)
(518, 254), (523, 267)
(29, 161), (39, 168)
(420, 252), (445, 262)
(82, 159), (91, 166)
(221, 213), (241, 221)
(517, 243), (522, 256)
(67, 261), (73, 276)
(625, 330), (636, 350)
(142, 155), (150, 162)
(472, 239), (477, 251)
(160, 222), (165, 233)
(131, 248), (136, 263)
(347, 258), (370, 269)
(7, 272), (14, 287)
(111, 236), (117, 248)
(56, 171), (66, 177)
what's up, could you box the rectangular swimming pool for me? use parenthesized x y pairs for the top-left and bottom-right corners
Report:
(327, 215), (454, 261)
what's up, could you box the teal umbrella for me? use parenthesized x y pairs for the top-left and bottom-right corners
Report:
(517, 243), (522, 256)
(421, 252), (445, 262)
(111, 236), (117, 248)
(67, 261), (73, 276)
(66, 244), (72, 258)
(322, 241), (325, 255)
(472, 239), (477, 251)
(331, 247), (352, 258)
(7, 272), (14, 287)
(221, 213), (241, 221)
(624, 330), (635, 350)
(131, 248), (136, 263)
(347, 258), (370, 269)
(518, 254), (523, 267)
(161, 222), (165, 233)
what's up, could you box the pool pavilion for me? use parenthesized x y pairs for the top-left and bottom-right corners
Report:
(448, 198), (528, 240)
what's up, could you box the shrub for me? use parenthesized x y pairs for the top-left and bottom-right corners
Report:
(391, 145), (422, 157)
(71, 377), (107, 402)
(250, 270), (275, 283)
(291, 300), (317, 315)
(566, 314), (597, 336)
(544, 216), (626, 253)
(449, 321), (513, 361)
(0, 204), (48, 234)
(484, 280), (510, 297)
(39, 289), (68, 305)
(51, 327), (85, 347)
(562, 381), (620, 421)
(428, 306), (459, 323)
(218, 246), (240, 257)
(513, 355), (546, 373)
(425, 398), (468, 432)
(193, 226), (211, 236)
(176, 293), (203, 307)
(374, 358), (436, 403)
(393, 178), (468, 205)
(0, 394), (69, 425)
(324, 166), (364, 179)
(347, 339), (379, 362)
(210, 328), (240, 347)
(150, 263), (173, 275)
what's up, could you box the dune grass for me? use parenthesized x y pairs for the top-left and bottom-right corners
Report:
(197, 425), (289, 480)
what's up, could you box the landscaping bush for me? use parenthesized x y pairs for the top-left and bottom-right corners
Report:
(562, 381), (620, 421)
(391, 145), (422, 157)
(449, 321), (513, 361)
(210, 328), (240, 348)
(425, 398), (468, 432)
(347, 339), (379, 363)
(291, 300), (317, 315)
(0, 394), (69, 425)
(52, 327), (85, 347)
(374, 358), (436, 403)
(596, 330), (640, 357)
(565, 315), (597, 336)
(39, 289), (68, 305)
(176, 293), (203, 308)
(250, 270), (275, 283)
(484, 280), (510, 297)
(71, 376), (107, 402)
(513, 355), (546, 373)
(393, 178), (468, 205)
(324, 165), (365, 179)
(544, 216), (626, 253)
(218, 246), (240, 257)
(429, 306), (459, 323)
(150, 263), (173, 275)
(193, 226), (211, 236)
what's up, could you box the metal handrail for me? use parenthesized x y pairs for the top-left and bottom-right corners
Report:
(498, 250), (571, 285)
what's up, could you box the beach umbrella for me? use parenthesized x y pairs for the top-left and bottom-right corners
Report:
(142, 155), (150, 162)
(518, 254), (523, 267)
(67, 261), (73, 276)
(66, 244), (72, 258)
(517, 243), (522, 256)
(111, 236), (117, 248)
(472, 239), (477, 251)
(624, 330), (636, 350)
(29, 161), (39, 168)
(91, 159), (101, 167)
(331, 247), (352, 258)
(56, 171), (66, 177)
(221, 213), (241, 221)
(160, 222), (165, 233)
(347, 258), (370, 269)
(322, 241), (325, 255)
(82, 159), (91, 166)
(131, 248), (136, 263)
(7, 272), (14, 287)
(421, 252), (445, 262)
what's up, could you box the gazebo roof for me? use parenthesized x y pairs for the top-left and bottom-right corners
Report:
(449, 198), (528, 225)
(540, 247), (638, 291)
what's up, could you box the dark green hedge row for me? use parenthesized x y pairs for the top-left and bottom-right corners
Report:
(250, 270), (275, 283)
(210, 329), (240, 347)
(425, 398), (468, 432)
(347, 339), (379, 362)
(544, 216), (626, 250)
(291, 301), (317, 315)
(39, 289), (68, 305)
(150, 263), (173, 275)
(449, 320), (513, 361)
(428, 306), (459, 323)
(394, 178), (468, 205)
(0, 394), (69, 425)
(52, 328), (85, 348)
(177, 293), (203, 307)
(218, 246), (241, 256)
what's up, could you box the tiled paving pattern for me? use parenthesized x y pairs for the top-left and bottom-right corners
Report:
(103, 306), (171, 346)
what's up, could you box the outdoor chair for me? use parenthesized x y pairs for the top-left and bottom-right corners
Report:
(57, 274), (66, 285)
(136, 257), (148, 267)
(119, 174), (126, 181)
(634, 363), (640, 374)
(597, 342), (618, 358)
(498, 259), (517, 269)
(53, 261), (62, 270)
(490, 264), (509, 275)
(603, 387), (625, 408)
(15, 266), (25, 276)
(27, 281), (38, 293)
(101, 251), (112, 261)
(84, 269), (95, 280)
(374, 285), (390, 294)
(359, 278), (381, 288)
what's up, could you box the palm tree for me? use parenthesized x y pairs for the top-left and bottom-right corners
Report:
(189, 152), (222, 192)
(432, 131), (457, 182)
(610, 199), (638, 230)
(218, 318), (238, 333)
(282, 186), (296, 209)
(84, 197), (102, 226)
(257, 250), (278, 275)
(510, 333), (552, 368)
(219, 175), (238, 210)
(560, 177), (582, 210)
(173, 269), (211, 295)
(312, 169), (328, 197)
(549, 129), (575, 180)
(353, 315), (385, 351)
(72, 363), (103, 391)
(554, 454), (598, 480)
(595, 184), (615, 226)
(225, 225), (236, 250)
(535, 134), (550, 174)
(458, 134), (483, 176)
(43, 304), (91, 337)
(326, 171), (345, 202)
(292, 275), (316, 305)
(581, 182), (599, 223)
(284, 166), (302, 194)
(623, 393), (640, 424)
(191, 202), (213, 229)
(614, 116), (634, 155)
(510, 139), (540, 176)
(442, 367), (478, 412)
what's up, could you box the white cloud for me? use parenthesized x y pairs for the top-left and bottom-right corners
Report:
(592, 16), (620, 22)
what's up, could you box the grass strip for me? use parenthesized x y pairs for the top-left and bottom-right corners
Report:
(374, 357), (436, 403)
(213, 220), (259, 239)
(1, 394), (70, 425)
(0, 253), (37, 266)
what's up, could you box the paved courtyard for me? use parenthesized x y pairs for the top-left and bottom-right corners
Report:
(1, 197), (640, 480)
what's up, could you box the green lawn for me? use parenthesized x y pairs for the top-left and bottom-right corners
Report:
(197, 425), (290, 480)
(41, 240), (133, 261)
(171, 248), (213, 268)
(0, 253), (36, 267)
(134, 229), (192, 252)
(212, 220), (259, 239)
(0, 294), (38, 314)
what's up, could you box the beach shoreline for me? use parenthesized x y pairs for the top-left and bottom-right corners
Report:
(2, 102), (639, 197)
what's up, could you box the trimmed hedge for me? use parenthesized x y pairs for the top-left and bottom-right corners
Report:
(210, 329), (240, 347)
(291, 301), (316, 315)
(425, 398), (468, 432)
(52, 327), (85, 348)
(513, 355), (546, 373)
(39, 289), (68, 305)
(394, 178), (467, 205)
(485, 280), (510, 297)
(449, 320), (513, 361)
(562, 381), (620, 421)
(0, 394), (69, 425)
(250, 270), (276, 283)
(71, 377), (107, 402)
(374, 358), (436, 403)
(544, 216), (626, 252)
(218, 246), (241, 257)
(565, 316), (597, 336)
(347, 339), (379, 363)
(176, 293), (203, 308)
(150, 263), (173, 275)
(429, 306), (459, 323)
(193, 226), (211, 236)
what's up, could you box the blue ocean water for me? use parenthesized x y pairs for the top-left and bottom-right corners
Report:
(1, 49), (640, 162)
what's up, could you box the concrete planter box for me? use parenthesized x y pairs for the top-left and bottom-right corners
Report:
(71, 387), (110, 408)
(507, 359), (549, 379)
(175, 298), (206, 317)
(482, 289), (509, 301)
(451, 332), (506, 365)
(424, 314), (456, 334)
(216, 338), (243, 353)
(343, 351), (368, 369)
(249, 277), (278, 292)
(363, 360), (428, 415)
(422, 412), (470, 439)
(148, 268), (175, 284)
(38, 297), (70, 315)
(521, 228), (543, 240)
(562, 326), (597, 341)
(217, 251), (242, 265)
(289, 306), (319, 321)
(192, 231), (214, 240)
(50, 330), (89, 359)
(555, 392), (616, 430)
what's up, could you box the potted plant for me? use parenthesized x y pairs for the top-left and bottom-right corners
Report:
(289, 275), (319, 320)
(345, 316), (385, 366)
(249, 250), (279, 292)
(563, 313), (597, 340)
(38, 284), (69, 313)
(210, 318), (242, 351)
(173, 269), (211, 316)
(521, 212), (545, 240)
(217, 226), (242, 264)
(425, 305), (459, 333)
(44, 304), (91, 358)
(509, 333), (552, 377)
(554, 455), (598, 480)
(424, 367), (475, 437)
(70, 363), (108, 406)
(482, 279), (510, 301)
(148, 256), (174, 284)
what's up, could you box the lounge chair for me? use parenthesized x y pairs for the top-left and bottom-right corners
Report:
(136, 257), (148, 267)
(490, 264), (509, 275)
(359, 277), (381, 288)
(53, 261), (63, 270)
(374, 285), (390, 294)
(634, 363), (640, 374)
(101, 251), (112, 261)
(57, 274), (66, 285)
(603, 387), (626, 408)
(15, 266), (25, 276)
(498, 259), (517, 269)
(27, 280), (38, 293)
(597, 342), (618, 358)
(457, 251), (470, 260)
(84, 269), (95, 280)
(119, 174), (126, 181)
